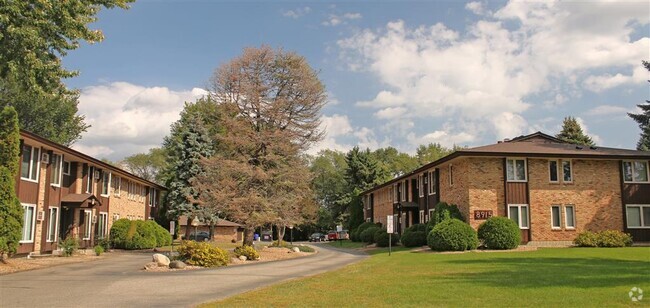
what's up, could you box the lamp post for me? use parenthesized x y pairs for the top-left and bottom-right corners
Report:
(288, 225), (294, 245)
(191, 216), (200, 241)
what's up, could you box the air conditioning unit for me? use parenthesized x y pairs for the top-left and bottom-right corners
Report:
(37, 210), (45, 221)
(94, 170), (101, 179)
(92, 215), (97, 224)
(41, 153), (50, 164)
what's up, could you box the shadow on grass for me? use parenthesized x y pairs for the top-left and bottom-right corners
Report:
(440, 256), (650, 289)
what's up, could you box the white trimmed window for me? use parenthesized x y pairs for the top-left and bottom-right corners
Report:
(86, 165), (94, 194)
(50, 154), (62, 187)
(508, 204), (529, 229)
(623, 161), (649, 183)
(401, 180), (407, 202)
(419, 210), (424, 223)
(393, 184), (397, 203)
(428, 209), (435, 222)
(20, 204), (36, 243)
(506, 158), (527, 182)
(47, 207), (59, 242)
(418, 174), (424, 197)
(112, 176), (121, 196)
(97, 212), (108, 238)
(551, 206), (561, 229)
(83, 210), (92, 240)
(549, 160), (559, 182)
(562, 160), (573, 183)
(565, 205), (575, 229)
(62, 161), (71, 176)
(428, 170), (436, 195)
(626, 205), (650, 228)
(20, 145), (40, 182)
(101, 171), (111, 197)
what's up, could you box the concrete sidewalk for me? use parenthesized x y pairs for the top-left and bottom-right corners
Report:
(0, 244), (367, 307)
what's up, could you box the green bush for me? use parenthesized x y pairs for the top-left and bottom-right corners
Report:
(295, 245), (315, 252)
(360, 226), (380, 243)
(147, 220), (172, 247)
(428, 219), (478, 251)
(94, 245), (104, 256)
(573, 230), (632, 247)
(177, 241), (229, 267)
(574, 231), (599, 247)
(0, 107), (23, 259)
(109, 218), (131, 248)
(401, 231), (427, 247)
(96, 237), (111, 251)
(427, 202), (464, 230)
(374, 229), (400, 247)
(477, 216), (521, 250)
(234, 245), (260, 260)
(404, 223), (428, 234)
(110, 219), (158, 250)
(60, 236), (79, 257)
(350, 227), (360, 242)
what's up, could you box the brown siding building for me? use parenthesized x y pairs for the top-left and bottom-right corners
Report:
(13, 130), (166, 255)
(361, 132), (650, 245)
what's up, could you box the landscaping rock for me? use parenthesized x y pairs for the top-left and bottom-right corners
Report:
(238, 255), (247, 261)
(169, 260), (186, 269)
(292, 247), (300, 253)
(143, 262), (159, 270)
(152, 253), (170, 267)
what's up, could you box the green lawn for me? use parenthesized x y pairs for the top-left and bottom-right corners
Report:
(326, 240), (368, 249)
(204, 247), (650, 307)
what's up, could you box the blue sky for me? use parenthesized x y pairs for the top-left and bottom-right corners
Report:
(64, 1), (650, 161)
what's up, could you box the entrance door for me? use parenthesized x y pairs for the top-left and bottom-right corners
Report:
(508, 204), (530, 244)
(59, 207), (75, 241)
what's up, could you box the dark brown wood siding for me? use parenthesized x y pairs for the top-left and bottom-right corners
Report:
(622, 181), (650, 242)
(506, 182), (528, 204)
(18, 181), (38, 204)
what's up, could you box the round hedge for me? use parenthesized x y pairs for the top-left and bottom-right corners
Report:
(477, 216), (521, 250)
(147, 220), (172, 247)
(401, 231), (427, 247)
(360, 226), (380, 243)
(375, 229), (400, 247)
(427, 219), (478, 251)
(109, 218), (132, 248)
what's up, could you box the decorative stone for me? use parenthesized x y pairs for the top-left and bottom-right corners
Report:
(169, 260), (186, 269)
(143, 262), (158, 270)
(292, 247), (300, 253)
(152, 253), (170, 267)
(238, 255), (247, 261)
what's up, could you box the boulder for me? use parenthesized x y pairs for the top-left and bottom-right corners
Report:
(238, 255), (247, 261)
(143, 262), (159, 270)
(169, 260), (186, 269)
(152, 253), (170, 267)
(292, 247), (300, 253)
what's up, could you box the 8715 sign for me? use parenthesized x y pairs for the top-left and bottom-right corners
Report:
(474, 210), (493, 220)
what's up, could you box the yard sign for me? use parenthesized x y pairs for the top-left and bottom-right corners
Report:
(387, 215), (394, 233)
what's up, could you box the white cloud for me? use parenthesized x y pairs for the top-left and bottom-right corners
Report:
(322, 12), (363, 27)
(465, 1), (485, 15)
(74, 82), (207, 160)
(584, 105), (631, 116)
(406, 130), (476, 149)
(337, 0), (648, 145)
(583, 66), (648, 92)
(282, 7), (311, 19)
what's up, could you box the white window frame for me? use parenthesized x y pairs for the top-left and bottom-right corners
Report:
(562, 160), (573, 183)
(50, 153), (63, 187)
(428, 170), (436, 195)
(626, 204), (650, 229)
(20, 203), (37, 243)
(62, 161), (71, 176)
(508, 204), (529, 229)
(101, 171), (111, 197)
(418, 174), (424, 197)
(46, 207), (59, 242)
(506, 158), (527, 182)
(83, 210), (92, 240)
(549, 160), (559, 183)
(20, 145), (40, 183)
(550, 205), (561, 229)
(564, 205), (576, 229)
(622, 161), (650, 183)
(113, 176), (121, 197)
(419, 210), (424, 223)
(86, 165), (94, 194)
(428, 209), (435, 222)
(98, 212), (108, 239)
(401, 180), (407, 202)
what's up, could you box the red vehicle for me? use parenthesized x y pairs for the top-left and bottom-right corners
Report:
(327, 230), (349, 241)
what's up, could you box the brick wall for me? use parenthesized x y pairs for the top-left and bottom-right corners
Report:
(438, 158), (470, 220)
(372, 186), (394, 227)
(467, 158), (506, 229)
(107, 180), (147, 232)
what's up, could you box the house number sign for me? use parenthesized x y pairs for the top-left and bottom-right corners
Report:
(474, 210), (493, 220)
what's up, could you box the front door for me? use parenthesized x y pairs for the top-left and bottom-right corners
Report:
(59, 207), (75, 241)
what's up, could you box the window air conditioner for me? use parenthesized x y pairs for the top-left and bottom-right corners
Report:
(41, 153), (50, 164)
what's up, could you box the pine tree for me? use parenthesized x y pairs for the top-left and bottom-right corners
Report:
(628, 61), (650, 151)
(0, 106), (24, 261)
(556, 116), (595, 146)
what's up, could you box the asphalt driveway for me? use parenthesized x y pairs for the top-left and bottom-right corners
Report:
(0, 243), (366, 307)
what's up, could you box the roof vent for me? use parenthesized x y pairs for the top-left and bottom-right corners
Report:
(576, 146), (583, 150)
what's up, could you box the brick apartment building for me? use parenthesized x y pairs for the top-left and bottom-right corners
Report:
(361, 132), (650, 245)
(13, 130), (165, 255)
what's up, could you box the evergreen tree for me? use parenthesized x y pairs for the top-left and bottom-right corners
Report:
(0, 106), (24, 261)
(556, 116), (595, 146)
(628, 61), (650, 151)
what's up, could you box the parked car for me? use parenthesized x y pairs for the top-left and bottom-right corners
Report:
(309, 233), (325, 242)
(327, 231), (338, 241)
(189, 231), (210, 241)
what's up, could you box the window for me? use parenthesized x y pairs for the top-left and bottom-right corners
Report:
(83, 210), (92, 240)
(626, 205), (650, 228)
(449, 165), (454, 186)
(101, 171), (111, 197)
(419, 210), (424, 223)
(418, 174), (424, 197)
(50, 154), (62, 187)
(506, 158), (527, 182)
(97, 212), (108, 239)
(623, 161), (649, 183)
(428, 209), (435, 223)
(113, 214), (120, 222)
(551, 206), (561, 229)
(428, 171), (436, 195)
(549, 160), (559, 182)
(21, 204), (36, 243)
(565, 205), (575, 229)
(508, 204), (529, 229)
(562, 160), (573, 182)
(86, 165), (94, 194)
(20, 145), (40, 182)
(401, 181), (407, 202)
(62, 161), (71, 176)
(47, 207), (59, 242)
(112, 176), (121, 196)
(393, 184), (397, 203)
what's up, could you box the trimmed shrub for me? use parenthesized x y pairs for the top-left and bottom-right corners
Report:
(401, 231), (427, 247)
(234, 245), (260, 260)
(350, 227), (360, 242)
(94, 245), (104, 256)
(177, 241), (229, 267)
(427, 202), (464, 230)
(109, 218), (132, 248)
(97, 238), (111, 251)
(147, 220), (172, 247)
(596, 230), (633, 247)
(374, 229), (400, 247)
(404, 223), (428, 234)
(110, 219), (158, 250)
(574, 231), (599, 247)
(60, 236), (79, 257)
(477, 217), (521, 250)
(427, 219), (478, 251)
(360, 226), (380, 243)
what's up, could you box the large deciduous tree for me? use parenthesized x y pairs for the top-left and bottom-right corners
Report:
(0, 0), (133, 145)
(628, 61), (650, 151)
(122, 148), (168, 184)
(195, 46), (326, 246)
(0, 106), (24, 262)
(556, 116), (595, 146)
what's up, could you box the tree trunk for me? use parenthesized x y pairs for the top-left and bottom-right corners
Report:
(243, 227), (254, 246)
(277, 225), (286, 247)
(209, 222), (215, 241)
(184, 224), (191, 240)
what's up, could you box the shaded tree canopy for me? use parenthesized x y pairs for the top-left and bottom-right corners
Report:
(628, 60), (650, 151)
(0, 106), (24, 260)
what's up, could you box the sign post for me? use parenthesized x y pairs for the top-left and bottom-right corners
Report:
(387, 215), (394, 256)
(169, 220), (176, 254)
(336, 225), (343, 246)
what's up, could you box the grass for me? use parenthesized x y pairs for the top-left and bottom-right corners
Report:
(326, 240), (368, 249)
(203, 247), (650, 307)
